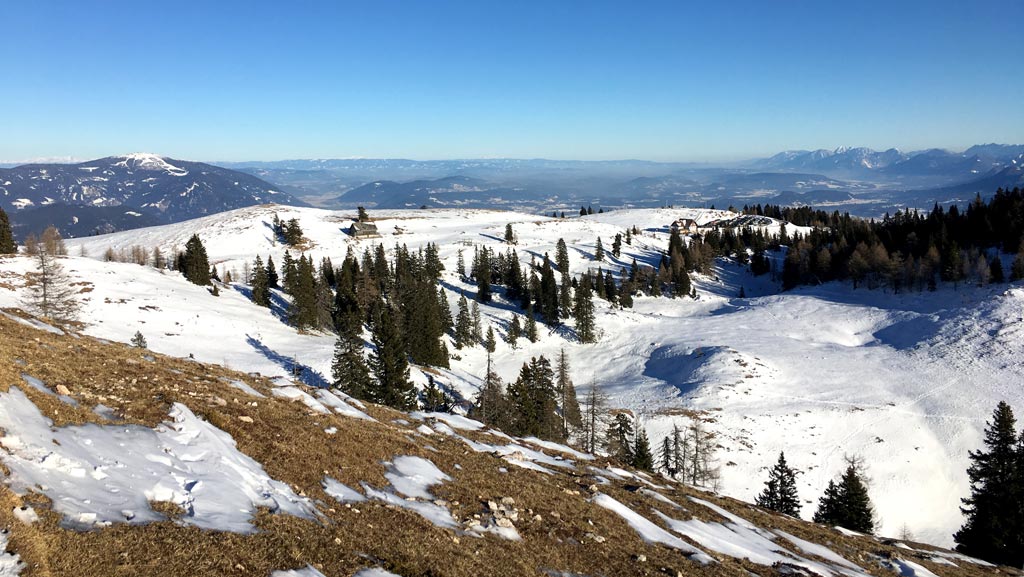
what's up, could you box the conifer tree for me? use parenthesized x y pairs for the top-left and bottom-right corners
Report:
(539, 256), (559, 324)
(813, 458), (875, 534)
(505, 355), (561, 440)
(556, 238), (570, 277)
(612, 233), (622, 257)
(251, 255), (271, 307)
(0, 207), (15, 254)
(484, 326), (496, 353)
(504, 223), (516, 244)
(556, 348), (582, 439)
(180, 234), (211, 286)
(472, 352), (509, 429)
(607, 413), (634, 463)
(470, 300), (483, 342)
(421, 375), (453, 413)
(954, 401), (1023, 566)
(131, 331), (148, 348)
(266, 255), (279, 289)
(456, 250), (466, 278)
(506, 314), (522, 348)
(660, 437), (674, 475)
(756, 452), (801, 516)
(369, 306), (416, 410)
(632, 426), (655, 471)
(438, 287), (454, 333)
(525, 303), (539, 342)
(454, 293), (473, 348)
(595, 237), (605, 261)
(475, 246), (492, 302)
(573, 273), (596, 343)
(671, 423), (687, 478)
(625, 227), (632, 245)
(332, 308), (372, 400)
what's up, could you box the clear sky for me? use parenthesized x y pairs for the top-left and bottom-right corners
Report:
(2, 0), (1021, 163)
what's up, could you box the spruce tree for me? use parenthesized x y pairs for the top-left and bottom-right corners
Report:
(484, 326), (496, 353)
(131, 331), (148, 348)
(555, 238), (570, 277)
(0, 207), (15, 254)
(573, 273), (596, 343)
(507, 314), (522, 348)
(454, 293), (473, 348)
(181, 234), (211, 286)
(595, 237), (605, 261)
(608, 413), (634, 463)
(251, 255), (271, 307)
(539, 256), (560, 324)
(369, 306), (416, 410)
(266, 255), (279, 289)
(632, 426), (655, 471)
(756, 452), (801, 516)
(612, 233), (622, 257)
(506, 356), (561, 440)
(954, 401), (1024, 566)
(471, 300), (483, 342)
(332, 311), (373, 401)
(472, 352), (508, 429)
(525, 303), (539, 342)
(504, 223), (515, 244)
(813, 460), (875, 534)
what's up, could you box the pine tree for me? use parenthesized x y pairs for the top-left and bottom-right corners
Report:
(573, 273), (596, 343)
(131, 331), (148, 348)
(0, 207), (15, 254)
(632, 426), (655, 471)
(612, 233), (622, 258)
(813, 458), (875, 534)
(594, 237), (605, 261)
(369, 306), (416, 410)
(756, 452), (801, 516)
(954, 401), (1023, 566)
(266, 255), (279, 289)
(556, 348), (582, 439)
(180, 234), (211, 286)
(456, 250), (466, 278)
(660, 437), (674, 475)
(438, 287), (454, 333)
(625, 227), (632, 245)
(555, 238), (570, 277)
(357, 206), (370, 222)
(22, 251), (79, 322)
(504, 223), (516, 244)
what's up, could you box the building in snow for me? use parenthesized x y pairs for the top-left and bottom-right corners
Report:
(670, 218), (699, 234)
(348, 221), (379, 238)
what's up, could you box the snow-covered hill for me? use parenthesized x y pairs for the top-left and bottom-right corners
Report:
(0, 153), (307, 237)
(3, 204), (1022, 548)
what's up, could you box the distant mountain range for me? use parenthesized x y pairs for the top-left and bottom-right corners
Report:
(0, 153), (305, 237)
(2, 145), (1021, 239)
(755, 144), (1024, 184)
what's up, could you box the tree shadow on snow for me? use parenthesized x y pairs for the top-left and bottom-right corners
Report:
(245, 334), (331, 389)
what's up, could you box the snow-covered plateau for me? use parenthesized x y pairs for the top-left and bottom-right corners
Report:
(2, 204), (1022, 548)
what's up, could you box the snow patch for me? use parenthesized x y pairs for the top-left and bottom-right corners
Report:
(0, 387), (316, 533)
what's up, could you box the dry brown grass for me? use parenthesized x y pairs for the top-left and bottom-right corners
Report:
(0, 314), (1018, 577)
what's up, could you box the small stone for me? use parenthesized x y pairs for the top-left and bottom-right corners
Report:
(238, 415), (254, 423)
(495, 518), (514, 528)
(56, 384), (71, 396)
(633, 554), (646, 563)
(333, 537), (341, 545)
(532, 514), (542, 522)
(487, 500), (499, 511)
(500, 496), (515, 506)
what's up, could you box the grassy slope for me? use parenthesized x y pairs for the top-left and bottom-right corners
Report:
(0, 313), (1014, 577)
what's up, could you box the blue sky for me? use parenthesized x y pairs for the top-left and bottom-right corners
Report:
(2, 0), (1021, 162)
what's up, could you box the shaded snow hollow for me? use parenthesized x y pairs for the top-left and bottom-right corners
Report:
(0, 386), (316, 532)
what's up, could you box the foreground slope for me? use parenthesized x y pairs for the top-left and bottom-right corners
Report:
(0, 313), (1013, 577)
(1, 205), (1021, 546)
